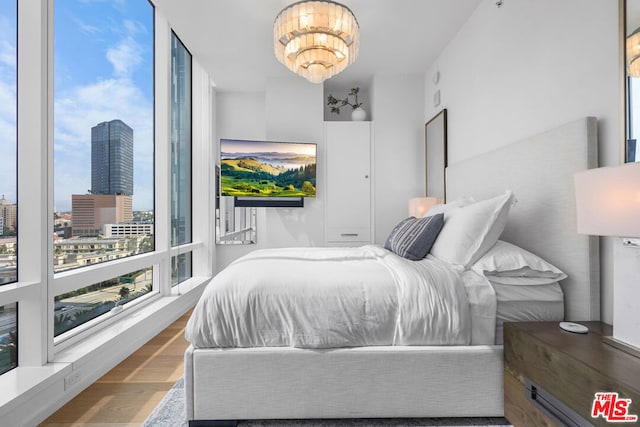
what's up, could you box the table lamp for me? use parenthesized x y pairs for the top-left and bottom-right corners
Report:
(574, 162), (640, 357)
(408, 197), (442, 218)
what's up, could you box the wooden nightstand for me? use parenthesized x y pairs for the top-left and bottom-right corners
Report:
(504, 321), (640, 427)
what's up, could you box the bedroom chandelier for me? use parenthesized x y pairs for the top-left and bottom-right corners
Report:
(273, 0), (360, 84)
(627, 27), (640, 77)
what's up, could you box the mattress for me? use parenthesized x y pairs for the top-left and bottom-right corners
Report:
(492, 280), (564, 344)
(186, 245), (498, 348)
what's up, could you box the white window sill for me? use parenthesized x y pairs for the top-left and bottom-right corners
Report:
(0, 275), (209, 426)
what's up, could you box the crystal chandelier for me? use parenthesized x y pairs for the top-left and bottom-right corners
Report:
(628, 27), (640, 77)
(273, 0), (360, 84)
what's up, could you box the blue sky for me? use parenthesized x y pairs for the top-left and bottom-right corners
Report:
(221, 140), (317, 156)
(0, 0), (17, 205)
(54, 0), (154, 211)
(0, 0), (153, 211)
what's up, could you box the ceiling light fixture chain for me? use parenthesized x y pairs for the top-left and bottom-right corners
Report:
(273, 0), (360, 83)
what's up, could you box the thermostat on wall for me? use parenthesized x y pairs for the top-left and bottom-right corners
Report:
(559, 322), (589, 334)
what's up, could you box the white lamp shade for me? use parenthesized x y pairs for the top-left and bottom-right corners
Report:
(574, 162), (640, 237)
(408, 197), (442, 218)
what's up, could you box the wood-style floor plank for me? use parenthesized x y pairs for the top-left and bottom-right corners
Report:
(39, 310), (192, 426)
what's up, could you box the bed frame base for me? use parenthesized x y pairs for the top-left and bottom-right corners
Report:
(184, 345), (504, 422)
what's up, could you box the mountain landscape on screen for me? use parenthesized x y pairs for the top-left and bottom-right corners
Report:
(220, 139), (317, 198)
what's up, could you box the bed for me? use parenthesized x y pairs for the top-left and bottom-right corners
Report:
(184, 117), (600, 425)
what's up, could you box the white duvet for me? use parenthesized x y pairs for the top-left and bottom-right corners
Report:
(185, 245), (476, 349)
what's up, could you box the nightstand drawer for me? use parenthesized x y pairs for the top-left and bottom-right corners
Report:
(504, 321), (640, 427)
(504, 370), (556, 427)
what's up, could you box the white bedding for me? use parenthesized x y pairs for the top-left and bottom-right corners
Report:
(186, 245), (495, 349)
(492, 280), (564, 345)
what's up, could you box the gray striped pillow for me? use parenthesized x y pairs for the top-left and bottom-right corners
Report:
(384, 213), (444, 260)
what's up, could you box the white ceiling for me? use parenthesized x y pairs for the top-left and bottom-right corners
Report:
(152, 0), (483, 92)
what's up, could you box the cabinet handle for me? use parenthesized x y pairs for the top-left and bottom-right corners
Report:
(525, 378), (591, 427)
(341, 233), (359, 237)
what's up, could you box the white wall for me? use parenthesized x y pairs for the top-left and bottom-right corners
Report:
(214, 74), (426, 268)
(216, 92), (266, 143)
(215, 78), (325, 270)
(215, 91), (266, 270)
(372, 75), (426, 244)
(424, 0), (620, 323)
(264, 77), (325, 247)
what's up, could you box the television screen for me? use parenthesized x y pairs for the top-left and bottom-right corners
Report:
(220, 139), (317, 198)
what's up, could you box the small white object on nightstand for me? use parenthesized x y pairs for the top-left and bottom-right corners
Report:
(559, 321), (589, 334)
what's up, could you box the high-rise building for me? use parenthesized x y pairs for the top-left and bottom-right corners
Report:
(0, 197), (17, 231)
(71, 194), (133, 237)
(91, 119), (134, 196)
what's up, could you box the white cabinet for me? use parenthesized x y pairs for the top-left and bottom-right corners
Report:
(324, 122), (373, 246)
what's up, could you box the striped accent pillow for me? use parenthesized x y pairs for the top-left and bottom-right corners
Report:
(384, 213), (444, 260)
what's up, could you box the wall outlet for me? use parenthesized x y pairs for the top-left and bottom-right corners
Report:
(64, 372), (81, 391)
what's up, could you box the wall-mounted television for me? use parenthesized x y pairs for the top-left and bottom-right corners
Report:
(220, 139), (317, 207)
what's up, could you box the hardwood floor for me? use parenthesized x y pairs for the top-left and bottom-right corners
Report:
(40, 310), (192, 427)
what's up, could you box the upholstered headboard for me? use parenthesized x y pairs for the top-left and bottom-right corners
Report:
(446, 117), (600, 321)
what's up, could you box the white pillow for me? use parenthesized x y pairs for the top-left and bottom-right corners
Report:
(422, 195), (475, 217)
(471, 240), (567, 285)
(430, 191), (515, 268)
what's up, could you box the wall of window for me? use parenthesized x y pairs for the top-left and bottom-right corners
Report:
(0, 0), (18, 376)
(54, 267), (152, 336)
(53, 0), (155, 272)
(170, 32), (193, 286)
(52, 0), (156, 339)
(0, 0), (18, 284)
(0, 2), (213, 423)
(0, 303), (17, 375)
(628, 77), (640, 162)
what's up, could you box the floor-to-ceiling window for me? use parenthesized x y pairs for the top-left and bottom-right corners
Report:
(52, 0), (155, 338)
(628, 76), (640, 162)
(0, 2), (211, 420)
(170, 32), (192, 286)
(0, 0), (18, 375)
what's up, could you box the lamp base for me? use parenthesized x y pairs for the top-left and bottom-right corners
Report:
(603, 335), (640, 359)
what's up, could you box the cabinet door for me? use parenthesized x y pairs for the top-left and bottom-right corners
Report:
(325, 122), (371, 243)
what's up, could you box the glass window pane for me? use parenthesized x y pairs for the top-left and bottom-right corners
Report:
(0, 303), (17, 375)
(54, 267), (153, 337)
(171, 252), (192, 287)
(0, 0), (17, 286)
(53, 0), (154, 274)
(170, 33), (192, 247)
(629, 77), (640, 161)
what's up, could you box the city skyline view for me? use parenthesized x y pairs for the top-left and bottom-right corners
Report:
(54, 0), (153, 212)
(1, 1), (154, 212)
(0, 0), (188, 381)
